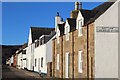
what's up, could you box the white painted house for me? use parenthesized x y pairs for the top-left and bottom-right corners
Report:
(21, 48), (27, 69)
(34, 33), (55, 74)
(26, 27), (54, 71)
(16, 43), (27, 69)
(17, 49), (22, 69)
(94, 0), (119, 78)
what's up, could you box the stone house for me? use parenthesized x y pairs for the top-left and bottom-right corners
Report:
(52, 1), (119, 78)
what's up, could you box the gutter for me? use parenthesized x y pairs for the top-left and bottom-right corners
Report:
(87, 24), (89, 79)
(72, 31), (74, 79)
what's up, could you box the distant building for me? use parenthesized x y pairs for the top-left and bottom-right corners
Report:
(13, 53), (17, 67)
(16, 43), (27, 69)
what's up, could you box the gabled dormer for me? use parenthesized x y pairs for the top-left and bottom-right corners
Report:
(76, 9), (94, 36)
(34, 39), (39, 48)
(76, 11), (84, 36)
(64, 19), (70, 41)
(70, 2), (96, 37)
(64, 18), (76, 41)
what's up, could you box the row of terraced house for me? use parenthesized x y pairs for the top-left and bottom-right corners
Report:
(6, 1), (119, 78)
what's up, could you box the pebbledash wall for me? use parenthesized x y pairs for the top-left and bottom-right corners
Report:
(94, 0), (119, 78)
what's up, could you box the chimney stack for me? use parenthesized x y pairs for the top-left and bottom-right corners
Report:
(80, 2), (82, 10)
(75, 2), (79, 10)
(55, 12), (61, 32)
(75, 2), (82, 10)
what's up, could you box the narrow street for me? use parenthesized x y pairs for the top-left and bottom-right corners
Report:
(2, 65), (41, 80)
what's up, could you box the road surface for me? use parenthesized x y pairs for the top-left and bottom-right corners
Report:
(2, 65), (41, 80)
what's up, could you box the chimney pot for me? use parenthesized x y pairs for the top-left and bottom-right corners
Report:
(61, 18), (63, 21)
(57, 12), (59, 16)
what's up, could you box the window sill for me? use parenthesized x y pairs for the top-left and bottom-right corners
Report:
(78, 34), (83, 37)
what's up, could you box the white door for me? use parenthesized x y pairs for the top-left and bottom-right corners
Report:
(65, 52), (69, 78)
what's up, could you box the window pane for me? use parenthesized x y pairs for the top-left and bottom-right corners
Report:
(78, 51), (82, 73)
(41, 57), (43, 67)
(57, 54), (59, 70)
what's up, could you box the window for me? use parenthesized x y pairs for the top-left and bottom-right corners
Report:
(35, 59), (37, 67)
(57, 29), (60, 44)
(66, 26), (69, 41)
(57, 54), (59, 70)
(42, 37), (44, 44)
(65, 52), (70, 78)
(78, 50), (83, 73)
(78, 20), (83, 36)
(41, 57), (43, 67)
(39, 39), (42, 45)
(35, 40), (39, 48)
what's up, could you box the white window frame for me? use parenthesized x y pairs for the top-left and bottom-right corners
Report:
(66, 26), (69, 41)
(57, 29), (60, 44)
(78, 50), (83, 73)
(65, 52), (69, 78)
(57, 54), (59, 70)
(78, 20), (83, 37)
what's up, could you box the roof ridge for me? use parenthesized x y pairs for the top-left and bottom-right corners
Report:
(31, 26), (54, 29)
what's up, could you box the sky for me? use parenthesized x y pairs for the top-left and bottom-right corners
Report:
(2, 2), (103, 45)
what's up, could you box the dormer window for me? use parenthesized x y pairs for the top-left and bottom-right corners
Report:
(39, 35), (45, 45)
(66, 26), (69, 41)
(35, 40), (39, 48)
(78, 20), (83, 36)
(42, 38), (44, 44)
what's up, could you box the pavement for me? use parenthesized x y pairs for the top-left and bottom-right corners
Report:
(2, 65), (41, 80)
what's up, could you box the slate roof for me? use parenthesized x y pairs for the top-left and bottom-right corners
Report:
(71, 10), (79, 18)
(56, 1), (114, 36)
(71, 9), (98, 24)
(31, 27), (54, 42)
(57, 18), (76, 36)
(58, 23), (65, 36)
(87, 2), (114, 24)
(80, 9), (98, 24)
(71, 2), (114, 25)
(67, 18), (76, 32)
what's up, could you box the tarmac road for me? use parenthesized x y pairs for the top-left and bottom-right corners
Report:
(2, 65), (41, 80)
